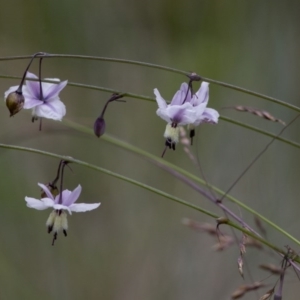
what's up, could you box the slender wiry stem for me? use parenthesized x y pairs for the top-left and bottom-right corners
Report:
(0, 141), (294, 258)
(219, 114), (300, 202)
(0, 74), (299, 150)
(0, 54), (299, 112)
(15, 52), (46, 94)
(61, 118), (300, 247)
(38, 58), (44, 100)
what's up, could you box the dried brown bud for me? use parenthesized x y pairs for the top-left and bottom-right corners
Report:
(231, 287), (246, 299)
(216, 217), (229, 226)
(212, 235), (234, 251)
(94, 117), (106, 137)
(245, 237), (263, 249)
(259, 264), (284, 275)
(237, 256), (244, 278)
(233, 105), (285, 125)
(41, 184), (59, 198)
(5, 91), (24, 117)
(259, 288), (274, 300)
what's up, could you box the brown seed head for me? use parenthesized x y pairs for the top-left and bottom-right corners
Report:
(5, 91), (24, 117)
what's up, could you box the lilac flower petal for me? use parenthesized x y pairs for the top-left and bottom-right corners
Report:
(193, 82), (209, 106)
(23, 97), (42, 109)
(154, 89), (167, 109)
(43, 80), (68, 100)
(54, 190), (72, 204)
(42, 198), (56, 207)
(4, 85), (19, 100)
(166, 103), (196, 125)
(25, 72), (40, 99)
(38, 183), (55, 200)
(201, 108), (220, 124)
(170, 90), (184, 105)
(179, 83), (192, 103)
(63, 185), (82, 206)
(33, 99), (66, 120)
(41, 78), (60, 94)
(53, 204), (72, 214)
(156, 108), (172, 123)
(25, 197), (51, 210)
(69, 202), (101, 213)
(193, 102), (207, 121)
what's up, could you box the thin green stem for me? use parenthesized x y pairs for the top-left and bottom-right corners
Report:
(0, 54), (299, 112)
(1, 73), (299, 245)
(0, 74), (299, 150)
(61, 119), (300, 247)
(0, 141), (293, 260)
(0, 142), (214, 218)
(220, 116), (300, 149)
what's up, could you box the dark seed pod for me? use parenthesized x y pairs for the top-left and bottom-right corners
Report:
(5, 91), (25, 117)
(94, 116), (106, 137)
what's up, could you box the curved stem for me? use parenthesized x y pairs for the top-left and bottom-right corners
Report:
(61, 119), (300, 247)
(0, 142), (214, 217)
(0, 54), (299, 112)
(0, 141), (292, 260)
(0, 74), (299, 150)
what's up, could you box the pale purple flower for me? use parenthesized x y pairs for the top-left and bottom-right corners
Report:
(5, 72), (67, 120)
(154, 83), (196, 126)
(154, 82), (219, 126)
(25, 183), (100, 245)
(154, 82), (219, 152)
(190, 82), (219, 125)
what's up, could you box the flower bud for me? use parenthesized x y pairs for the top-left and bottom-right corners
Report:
(5, 91), (25, 117)
(94, 116), (106, 137)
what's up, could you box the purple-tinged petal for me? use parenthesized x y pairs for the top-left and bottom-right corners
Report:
(201, 108), (219, 124)
(166, 103), (196, 125)
(26, 71), (38, 80)
(193, 102), (207, 121)
(43, 80), (68, 100)
(170, 90), (184, 105)
(4, 85), (19, 100)
(33, 100), (66, 120)
(193, 82), (209, 106)
(53, 204), (72, 214)
(69, 202), (101, 213)
(154, 88), (167, 109)
(41, 78), (60, 94)
(54, 190), (72, 204)
(25, 72), (41, 99)
(179, 82), (192, 103)
(42, 198), (56, 207)
(156, 108), (172, 123)
(38, 183), (55, 200)
(63, 185), (82, 206)
(23, 97), (42, 109)
(25, 197), (51, 210)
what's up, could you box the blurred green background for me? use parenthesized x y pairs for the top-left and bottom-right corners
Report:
(0, 0), (300, 299)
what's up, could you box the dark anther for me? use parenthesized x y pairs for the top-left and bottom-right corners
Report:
(63, 230), (67, 237)
(48, 225), (53, 234)
(165, 138), (172, 149)
(171, 122), (177, 128)
(31, 116), (38, 123)
(52, 232), (57, 246)
(189, 129), (195, 145)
